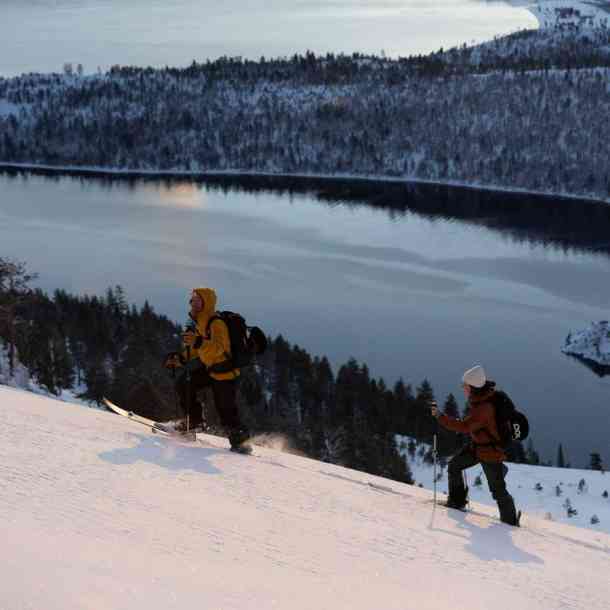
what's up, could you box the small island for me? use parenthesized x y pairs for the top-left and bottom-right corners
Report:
(562, 321), (610, 375)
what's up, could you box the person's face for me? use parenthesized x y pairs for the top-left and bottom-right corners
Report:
(462, 383), (472, 399)
(190, 292), (204, 314)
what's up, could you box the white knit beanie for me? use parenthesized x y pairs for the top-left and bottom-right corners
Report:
(462, 365), (486, 388)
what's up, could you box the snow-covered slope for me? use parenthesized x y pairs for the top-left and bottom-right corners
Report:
(2, 386), (610, 610)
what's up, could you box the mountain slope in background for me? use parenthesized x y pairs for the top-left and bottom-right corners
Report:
(1, 385), (609, 610)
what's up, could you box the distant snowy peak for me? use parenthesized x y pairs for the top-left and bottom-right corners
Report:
(562, 320), (610, 365)
(528, 1), (610, 31)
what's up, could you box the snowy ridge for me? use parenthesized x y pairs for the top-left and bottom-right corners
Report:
(527, 1), (610, 30)
(1, 385), (610, 610)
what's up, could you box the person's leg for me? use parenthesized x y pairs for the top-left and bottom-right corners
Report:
(174, 363), (210, 429)
(211, 379), (249, 447)
(447, 447), (478, 508)
(482, 462), (519, 525)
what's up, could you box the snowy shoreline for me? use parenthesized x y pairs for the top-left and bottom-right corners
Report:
(2, 162), (609, 207)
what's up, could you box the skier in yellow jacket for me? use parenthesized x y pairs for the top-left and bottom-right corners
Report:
(164, 287), (250, 452)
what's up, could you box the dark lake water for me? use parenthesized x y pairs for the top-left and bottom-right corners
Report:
(1, 171), (609, 466)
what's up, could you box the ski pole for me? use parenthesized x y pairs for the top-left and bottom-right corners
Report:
(433, 431), (438, 506)
(185, 343), (191, 432)
(429, 399), (438, 506)
(171, 365), (179, 421)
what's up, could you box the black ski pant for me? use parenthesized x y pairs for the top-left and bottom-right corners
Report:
(448, 446), (518, 525)
(175, 362), (243, 434)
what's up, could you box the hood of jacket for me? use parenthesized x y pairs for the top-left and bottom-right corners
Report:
(191, 287), (217, 332)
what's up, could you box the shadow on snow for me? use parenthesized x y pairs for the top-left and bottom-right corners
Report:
(430, 505), (544, 565)
(98, 432), (224, 475)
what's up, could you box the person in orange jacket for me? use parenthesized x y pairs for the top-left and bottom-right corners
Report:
(164, 287), (250, 452)
(431, 365), (519, 526)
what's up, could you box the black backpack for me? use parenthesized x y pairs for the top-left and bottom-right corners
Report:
(492, 390), (529, 447)
(205, 311), (267, 374)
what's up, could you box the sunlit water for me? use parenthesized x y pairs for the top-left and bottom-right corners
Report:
(0, 0), (537, 76)
(1, 172), (608, 466)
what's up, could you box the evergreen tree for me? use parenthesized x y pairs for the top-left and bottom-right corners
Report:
(443, 393), (460, 418)
(80, 354), (111, 404)
(525, 439), (540, 465)
(414, 379), (436, 441)
(590, 453), (604, 472)
(0, 258), (37, 377)
(507, 441), (527, 464)
(557, 443), (566, 468)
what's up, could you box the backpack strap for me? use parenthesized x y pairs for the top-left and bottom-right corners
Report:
(205, 313), (235, 374)
(205, 314), (221, 337)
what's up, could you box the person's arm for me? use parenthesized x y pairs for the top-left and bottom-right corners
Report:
(437, 409), (484, 434)
(180, 328), (201, 361)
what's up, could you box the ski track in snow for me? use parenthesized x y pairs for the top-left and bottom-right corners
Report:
(1, 385), (610, 610)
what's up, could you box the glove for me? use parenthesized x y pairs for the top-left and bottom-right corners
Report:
(181, 329), (199, 347)
(163, 351), (183, 369)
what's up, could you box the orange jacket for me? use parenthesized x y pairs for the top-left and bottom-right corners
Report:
(438, 389), (506, 462)
(184, 287), (240, 382)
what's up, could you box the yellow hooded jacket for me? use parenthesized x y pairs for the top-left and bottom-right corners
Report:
(185, 287), (240, 381)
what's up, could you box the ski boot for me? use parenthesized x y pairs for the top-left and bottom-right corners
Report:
(229, 428), (253, 455)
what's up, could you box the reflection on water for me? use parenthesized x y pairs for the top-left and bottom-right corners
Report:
(0, 170), (609, 466)
(563, 354), (610, 379)
(154, 183), (205, 209)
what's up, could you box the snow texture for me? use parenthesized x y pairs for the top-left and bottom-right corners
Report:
(1, 385), (610, 610)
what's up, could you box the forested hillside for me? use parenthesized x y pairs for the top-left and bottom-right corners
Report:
(0, 27), (609, 201)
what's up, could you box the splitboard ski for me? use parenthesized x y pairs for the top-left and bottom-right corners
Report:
(102, 398), (255, 453)
(102, 397), (196, 441)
